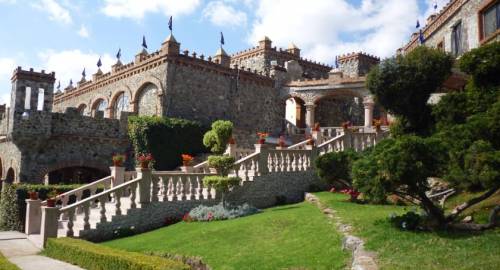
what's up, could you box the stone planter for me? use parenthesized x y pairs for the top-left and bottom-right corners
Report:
(28, 191), (39, 200)
(113, 160), (124, 167)
(181, 166), (194, 173)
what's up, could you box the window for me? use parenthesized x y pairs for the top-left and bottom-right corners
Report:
(25, 87), (31, 109)
(113, 92), (129, 119)
(437, 41), (444, 52)
(451, 21), (463, 56)
(37, 89), (44, 111)
(482, 1), (500, 39)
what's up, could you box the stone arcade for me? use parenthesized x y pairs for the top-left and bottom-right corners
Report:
(0, 34), (381, 184)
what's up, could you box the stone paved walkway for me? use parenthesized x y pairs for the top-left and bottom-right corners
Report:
(0, 231), (84, 270)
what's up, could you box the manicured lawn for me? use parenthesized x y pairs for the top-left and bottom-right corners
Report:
(103, 202), (349, 270)
(315, 192), (500, 270)
(0, 252), (19, 270)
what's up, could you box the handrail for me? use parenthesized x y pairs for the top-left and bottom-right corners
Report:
(287, 139), (311, 150)
(59, 176), (141, 212)
(317, 134), (345, 149)
(41, 175), (113, 206)
(233, 152), (260, 166)
(153, 171), (216, 176)
(193, 160), (208, 169)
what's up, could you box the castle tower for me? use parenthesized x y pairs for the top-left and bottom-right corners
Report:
(213, 47), (231, 67)
(337, 52), (380, 78)
(259, 36), (272, 49)
(10, 67), (55, 115)
(161, 34), (180, 55)
(287, 43), (301, 57)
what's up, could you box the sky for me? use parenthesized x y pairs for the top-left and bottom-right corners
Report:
(0, 0), (449, 106)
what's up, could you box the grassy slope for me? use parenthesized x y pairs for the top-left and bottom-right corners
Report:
(0, 252), (20, 270)
(316, 192), (500, 270)
(103, 202), (348, 270)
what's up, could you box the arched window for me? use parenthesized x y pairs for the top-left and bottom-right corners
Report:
(77, 104), (87, 115)
(137, 84), (158, 116)
(96, 100), (107, 112)
(113, 92), (129, 119)
(5, 168), (15, 184)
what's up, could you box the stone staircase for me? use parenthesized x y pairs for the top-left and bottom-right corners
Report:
(25, 127), (389, 247)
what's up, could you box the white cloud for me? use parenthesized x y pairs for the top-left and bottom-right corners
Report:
(203, 1), (248, 27)
(33, 0), (72, 24)
(38, 50), (114, 89)
(78, 25), (90, 38)
(0, 58), (16, 106)
(248, 0), (420, 62)
(101, 0), (201, 20)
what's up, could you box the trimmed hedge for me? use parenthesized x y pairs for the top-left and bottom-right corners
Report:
(43, 238), (189, 270)
(128, 116), (207, 170)
(0, 252), (19, 270)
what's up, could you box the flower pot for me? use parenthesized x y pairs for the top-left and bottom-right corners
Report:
(140, 161), (150, 169)
(258, 138), (266, 144)
(28, 192), (38, 200)
(113, 160), (123, 167)
(46, 198), (56, 207)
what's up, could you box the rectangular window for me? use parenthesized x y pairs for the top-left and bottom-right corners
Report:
(480, 0), (500, 41)
(24, 87), (31, 110)
(37, 88), (44, 111)
(451, 21), (463, 56)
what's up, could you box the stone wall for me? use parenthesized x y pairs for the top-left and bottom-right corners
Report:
(315, 96), (364, 126)
(80, 171), (325, 242)
(0, 141), (22, 182)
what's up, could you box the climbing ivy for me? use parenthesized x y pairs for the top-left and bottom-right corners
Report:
(128, 116), (207, 170)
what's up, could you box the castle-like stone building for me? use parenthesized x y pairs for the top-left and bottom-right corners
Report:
(0, 32), (381, 184)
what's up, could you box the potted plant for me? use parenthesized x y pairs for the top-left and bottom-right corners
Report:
(373, 119), (382, 131)
(342, 121), (351, 130)
(46, 190), (58, 207)
(137, 153), (154, 169)
(28, 190), (39, 200)
(228, 137), (236, 145)
(256, 132), (269, 144)
(181, 154), (194, 166)
(277, 135), (286, 148)
(313, 122), (321, 132)
(112, 153), (126, 167)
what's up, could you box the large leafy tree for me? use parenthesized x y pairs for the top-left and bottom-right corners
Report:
(367, 46), (453, 135)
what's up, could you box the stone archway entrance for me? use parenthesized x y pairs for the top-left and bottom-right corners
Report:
(285, 96), (306, 129)
(5, 168), (15, 184)
(314, 95), (364, 127)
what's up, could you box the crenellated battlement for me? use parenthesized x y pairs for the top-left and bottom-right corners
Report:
(11, 67), (56, 83)
(338, 52), (380, 63)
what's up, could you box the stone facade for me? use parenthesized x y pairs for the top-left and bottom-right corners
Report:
(401, 0), (499, 56)
(314, 96), (364, 127)
(79, 171), (324, 242)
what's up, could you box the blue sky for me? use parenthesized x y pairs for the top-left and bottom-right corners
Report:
(0, 0), (447, 105)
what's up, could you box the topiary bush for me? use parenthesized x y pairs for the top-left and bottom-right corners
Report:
(128, 116), (207, 170)
(0, 184), (22, 231)
(43, 238), (189, 270)
(202, 176), (240, 207)
(186, 203), (259, 222)
(203, 120), (233, 155)
(207, 156), (235, 177)
(315, 150), (360, 188)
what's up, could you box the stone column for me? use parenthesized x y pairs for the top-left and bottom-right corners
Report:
(110, 166), (125, 187)
(312, 130), (323, 145)
(254, 144), (269, 175)
(25, 199), (42, 235)
(136, 167), (152, 206)
(40, 206), (59, 248)
(305, 103), (316, 131)
(226, 143), (237, 158)
(363, 96), (375, 128)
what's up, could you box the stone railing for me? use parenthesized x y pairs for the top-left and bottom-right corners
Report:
(267, 149), (312, 172)
(287, 139), (312, 150)
(193, 143), (255, 173)
(152, 172), (216, 202)
(41, 175), (113, 208)
(317, 134), (347, 155)
(232, 152), (262, 181)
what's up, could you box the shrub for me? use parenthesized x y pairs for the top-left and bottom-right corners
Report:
(0, 184), (22, 231)
(207, 155), (235, 176)
(315, 150), (360, 188)
(43, 238), (189, 270)
(388, 211), (424, 231)
(187, 203), (259, 222)
(202, 176), (240, 206)
(203, 120), (233, 155)
(458, 41), (500, 87)
(128, 116), (206, 170)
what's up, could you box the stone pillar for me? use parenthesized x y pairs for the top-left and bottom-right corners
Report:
(312, 130), (323, 145)
(110, 166), (125, 187)
(305, 103), (316, 131)
(254, 144), (269, 175)
(40, 206), (59, 248)
(25, 199), (42, 235)
(136, 167), (152, 206)
(226, 143), (236, 158)
(305, 144), (318, 162)
(363, 96), (375, 128)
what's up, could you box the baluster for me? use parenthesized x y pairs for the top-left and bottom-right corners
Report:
(130, 182), (137, 209)
(180, 176), (187, 201)
(206, 183), (212, 200)
(241, 163), (248, 182)
(160, 176), (168, 202)
(99, 196), (107, 223)
(170, 176), (177, 201)
(115, 190), (122, 216)
(188, 176), (194, 200)
(151, 175), (159, 202)
(285, 153), (291, 172)
(279, 152), (284, 172)
(83, 201), (90, 230)
(66, 208), (75, 237)
(197, 176), (203, 200)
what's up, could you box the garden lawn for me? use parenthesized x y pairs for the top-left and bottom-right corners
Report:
(315, 192), (500, 270)
(103, 202), (348, 270)
(0, 252), (19, 270)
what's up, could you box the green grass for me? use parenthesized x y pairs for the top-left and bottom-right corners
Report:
(103, 202), (349, 270)
(0, 252), (19, 270)
(315, 192), (500, 270)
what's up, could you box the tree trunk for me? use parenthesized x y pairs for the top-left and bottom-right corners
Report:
(446, 185), (499, 222)
(449, 205), (499, 231)
(418, 191), (447, 228)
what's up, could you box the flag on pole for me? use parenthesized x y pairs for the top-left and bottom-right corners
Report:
(116, 48), (121, 60)
(82, 68), (86, 78)
(416, 20), (420, 28)
(57, 81), (61, 90)
(434, 1), (438, 11)
(168, 16), (173, 32)
(97, 57), (102, 68)
(335, 56), (339, 69)
(142, 35), (148, 49)
(220, 32), (225, 46)
(419, 29), (425, 44)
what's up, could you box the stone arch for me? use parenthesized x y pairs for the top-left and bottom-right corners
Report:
(284, 95), (306, 129)
(5, 167), (15, 184)
(37, 160), (110, 185)
(110, 91), (130, 119)
(133, 82), (161, 116)
(77, 103), (87, 115)
(313, 90), (365, 127)
(91, 96), (109, 117)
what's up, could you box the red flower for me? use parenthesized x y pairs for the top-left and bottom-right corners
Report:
(207, 212), (213, 221)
